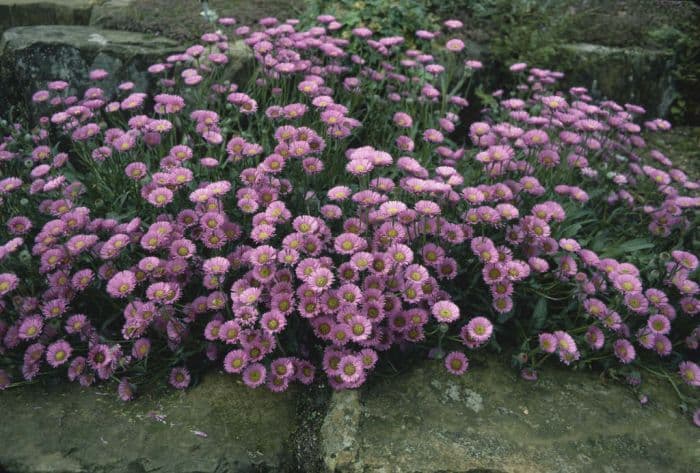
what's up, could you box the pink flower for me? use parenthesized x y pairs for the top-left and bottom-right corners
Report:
(679, 361), (700, 387)
(444, 352), (469, 375)
(46, 340), (72, 367)
(613, 339), (636, 364)
(106, 271), (136, 298)
(432, 300), (460, 323)
(467, 316), (493, 343)
(169, 367), (191, 389)
(243, 363), (266, 388)
(445, 39), (465, 52)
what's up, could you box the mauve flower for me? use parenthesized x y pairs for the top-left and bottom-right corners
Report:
(169, 367), (191, 389)
(613, 339), (636, 364)
(243, 363), (266, 388)
(679, 361), (700, 387)
(432, 300), (460, 323)
(444, 352), (469, 375)
(107, 271), (136, 298)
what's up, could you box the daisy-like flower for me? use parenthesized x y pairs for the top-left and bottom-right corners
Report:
(261, 311), (286, 334)
(132, 338), (151, 359)
(444, 351), (469, 375)
(224, 349), (248, 374)
(346, 158), (373, 176)
(118, 378), (135, 401)
(538, 333), (557, 353)
(169, 367), (191, 390)
(445, 38), (465, 52)
(106, 270), (137, 298)
(147, 187), (173, 207)
(334, 233), (366, 255)
(554, 331), (577, 354)
(432, 300), (460, 323)
(348, 315), (372, 342)
(219, 320), (241, 344)
(18, 316), (43, 340)
(243, 363), (267, 388)
(87, 344), (113, 370)
(613, 339), (636, 364)
(203, 257), (230, 275)
(307, 267), (334, 293)
(613, 274), (642, 294)
(46, 340), (73, 368)
(678, 361), (700, 387)
(466, 316), (493, 343)
(671, 250), (698, 271)
(647, 314), (671, 335)
(585, 326), (605, 350)
(0, 273), (19, 296)
(338, 355), (363, 383)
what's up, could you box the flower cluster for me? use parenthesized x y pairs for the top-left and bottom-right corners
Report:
(0, 13), (697, 423)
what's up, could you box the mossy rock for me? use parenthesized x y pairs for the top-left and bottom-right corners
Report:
(322, 358), (699, 472)
(0, 0), (101, 37)
(646, 126), (700, 180)
(91, 0), (308, 42)
(0, 373), (299, 472)
(551, 43), (675, 118)
(0, 25), (183, 112)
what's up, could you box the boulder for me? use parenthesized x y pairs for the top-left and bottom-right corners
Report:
(0, 25), (183, 109)
(322, 358), (699, 472)
(0, 25), (257, 112)
(0, 0), (99, 36)
(552, 43), (676, 118)
(88, 0), (135, 28)
(0, 373), (300, 472)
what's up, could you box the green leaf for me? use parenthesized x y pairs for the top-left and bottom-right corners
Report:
(602, 239), (656, 257)
(530, 296), (547, 332)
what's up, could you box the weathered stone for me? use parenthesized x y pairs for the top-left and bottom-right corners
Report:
(552, 43), (675, 118)
(88, 0), (135, 28)
(0, 0), (99, 36)
(90, 0), (307, 42)
(0, 25), (182, 109)
(321, 390), (361, 472)
(0, 372), (299, 472)
(323, 358), (699, 472)
(645, 126), (700, 179)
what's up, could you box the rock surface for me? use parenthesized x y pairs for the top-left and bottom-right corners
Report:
(323, 359), (699, 473)
(0, 25), (182, 107)
(1, 358), (697, 472)
(88, 0), (134, 28)
(0, 0), (99, 36)
(0, 373), (299, 472)
(90, 0), (307, 42)
(552, 43), (676, 118)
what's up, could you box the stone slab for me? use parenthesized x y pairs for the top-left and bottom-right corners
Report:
(322, 358), (699, 473)
(0, 24), (181, 109)
(0, 373), (299, 472)
(554, 43), (675, 118)
(0, 0), (100, 36)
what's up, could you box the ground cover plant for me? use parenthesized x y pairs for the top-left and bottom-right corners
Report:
(0, 13), (698, 425)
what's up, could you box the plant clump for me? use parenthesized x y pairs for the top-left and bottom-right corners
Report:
(0, 13), (698, 424)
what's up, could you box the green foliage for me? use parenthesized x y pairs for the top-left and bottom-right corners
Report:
(306, 0), (438, 48)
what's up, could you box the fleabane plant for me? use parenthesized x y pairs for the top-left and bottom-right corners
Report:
(0, 14), (698, 421)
